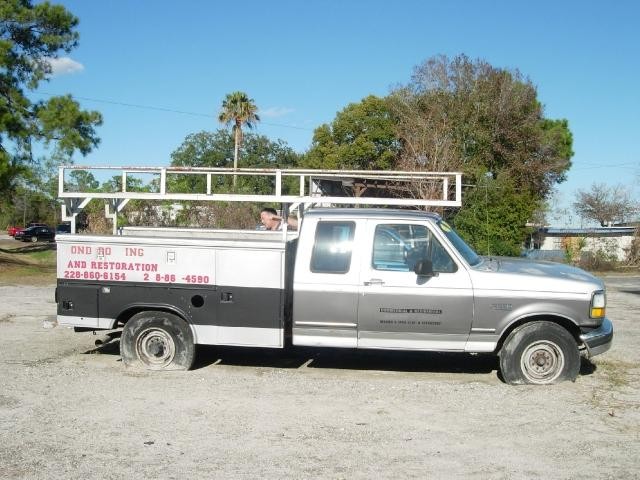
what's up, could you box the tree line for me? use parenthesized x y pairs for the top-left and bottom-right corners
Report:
(1, 1), (101, 224)
(2, 1), (637, 255)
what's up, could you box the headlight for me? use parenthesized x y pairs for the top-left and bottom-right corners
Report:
(590, 291), (606, 318)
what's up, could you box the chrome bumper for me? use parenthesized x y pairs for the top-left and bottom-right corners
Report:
(580, 318), (613, 358)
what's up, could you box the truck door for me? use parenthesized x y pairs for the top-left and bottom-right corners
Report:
(292, 219), (362, 348)
(357, 221), (474, 351)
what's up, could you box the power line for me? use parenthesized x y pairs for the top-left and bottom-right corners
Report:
(34, 91), (314, 132)
(36, 91), (210, 117)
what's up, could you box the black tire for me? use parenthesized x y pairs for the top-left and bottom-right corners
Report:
(30, 236), (37, 242)
(499, 321), (580, 385)
(121, 311), (195, 371)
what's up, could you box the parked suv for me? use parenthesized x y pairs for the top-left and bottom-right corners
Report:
(18, 226), (55, 242)
(56, 223), (72, 234)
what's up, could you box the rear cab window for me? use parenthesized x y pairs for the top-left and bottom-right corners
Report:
(310, 221), (355, 274)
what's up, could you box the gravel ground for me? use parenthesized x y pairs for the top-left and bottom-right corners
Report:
(0, 275), (639, 479)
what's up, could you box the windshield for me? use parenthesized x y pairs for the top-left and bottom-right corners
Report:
(437, 220), (481, 266)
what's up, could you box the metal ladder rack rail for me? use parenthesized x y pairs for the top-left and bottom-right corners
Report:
(58, 166), (462, 233)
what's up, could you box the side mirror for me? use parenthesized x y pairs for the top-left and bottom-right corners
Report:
(414, 259), (435, 277)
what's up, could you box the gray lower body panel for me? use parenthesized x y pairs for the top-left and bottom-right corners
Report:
(56, 280), (285, 347)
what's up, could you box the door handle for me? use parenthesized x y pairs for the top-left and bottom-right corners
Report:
(364, 278), (385, 286)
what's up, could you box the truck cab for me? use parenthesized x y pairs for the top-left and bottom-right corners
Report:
(293, 209), (473, 351)
(291, 209), (612, 384)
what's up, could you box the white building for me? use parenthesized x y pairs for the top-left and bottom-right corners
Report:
(529, 226), (637, 262)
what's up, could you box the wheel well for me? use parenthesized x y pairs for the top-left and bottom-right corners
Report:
(496, 315), (582, 354)
(115, 307), (188, 328)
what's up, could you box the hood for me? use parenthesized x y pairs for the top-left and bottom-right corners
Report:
(471, 256), (604, 293)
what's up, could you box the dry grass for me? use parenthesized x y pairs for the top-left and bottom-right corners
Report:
(593, 358), (634, 388)
(0, 239), (56, 285)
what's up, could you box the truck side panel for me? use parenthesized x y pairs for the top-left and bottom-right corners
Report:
(56, 235), (285, 348)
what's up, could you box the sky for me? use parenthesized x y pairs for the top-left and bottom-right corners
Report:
(35, 0), (639, 226)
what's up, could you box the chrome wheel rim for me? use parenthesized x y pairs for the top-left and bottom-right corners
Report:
(520, 340), (565, 384)
(135, 328), (175, 368)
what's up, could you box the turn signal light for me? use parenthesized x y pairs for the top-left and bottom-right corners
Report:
(590, 291), (606, 319)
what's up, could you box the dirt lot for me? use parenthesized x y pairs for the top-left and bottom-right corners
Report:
(0, 255), (639, 478)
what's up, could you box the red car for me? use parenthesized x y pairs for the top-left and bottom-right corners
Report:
(7, 226), (22, 237)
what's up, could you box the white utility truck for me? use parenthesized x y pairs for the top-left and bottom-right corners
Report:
(54, 167), (612, 384)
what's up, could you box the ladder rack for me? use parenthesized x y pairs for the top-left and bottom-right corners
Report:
(58, 166), (462, 233)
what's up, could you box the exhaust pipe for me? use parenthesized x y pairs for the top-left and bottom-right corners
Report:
(94, 331), (121, 347)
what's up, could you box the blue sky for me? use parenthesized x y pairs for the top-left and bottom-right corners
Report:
(36, 0), (639, 224)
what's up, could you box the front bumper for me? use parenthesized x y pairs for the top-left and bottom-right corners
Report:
(580, 318), (613, 358)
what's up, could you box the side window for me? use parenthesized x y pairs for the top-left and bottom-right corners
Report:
(430, 234), (457, 273)
(372, 224), (423, 271)
(310, 221), (355, 274)
(372, 224), (457, 273)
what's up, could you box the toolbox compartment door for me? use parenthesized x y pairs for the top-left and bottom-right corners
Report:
(56, 283), (105, 328)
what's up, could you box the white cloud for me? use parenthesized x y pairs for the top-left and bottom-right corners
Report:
(45, 57), (85, 76)
(259, 106), (295, 118)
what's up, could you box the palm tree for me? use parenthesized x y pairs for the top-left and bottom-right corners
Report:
(218, 91), (260, 188)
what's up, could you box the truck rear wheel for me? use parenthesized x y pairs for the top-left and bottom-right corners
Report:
(121, 311), (195, 371)
(499, 321), (579, 385)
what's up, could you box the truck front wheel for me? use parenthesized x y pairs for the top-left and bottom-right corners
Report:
(499, 321), (580, 385)
(121, 311), (195, 371)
